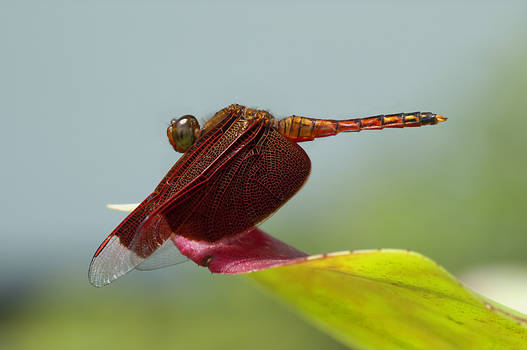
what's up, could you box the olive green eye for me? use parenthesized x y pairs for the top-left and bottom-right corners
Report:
(167, 115), (201, 153)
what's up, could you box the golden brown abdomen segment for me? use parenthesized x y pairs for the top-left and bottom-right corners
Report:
(276, 112), (447, 142)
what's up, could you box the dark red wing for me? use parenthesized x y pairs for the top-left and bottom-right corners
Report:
(88, 106), (245, 286)
(88, 105), (311, 286)
(143, 124), (311, 247)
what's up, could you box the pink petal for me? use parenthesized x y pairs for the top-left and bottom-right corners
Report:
(172, 227), (308, 273)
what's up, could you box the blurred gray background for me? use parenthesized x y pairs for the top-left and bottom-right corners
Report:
(1, 1), (527, 349)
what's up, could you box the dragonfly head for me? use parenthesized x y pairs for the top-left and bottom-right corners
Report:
(167, 115), (201, 153)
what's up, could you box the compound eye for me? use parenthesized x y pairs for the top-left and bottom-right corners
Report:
(167, 115), (200, 153)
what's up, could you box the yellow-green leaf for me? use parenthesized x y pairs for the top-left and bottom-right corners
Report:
(105, 204), (527, 348)
(249, 249), (527, 350)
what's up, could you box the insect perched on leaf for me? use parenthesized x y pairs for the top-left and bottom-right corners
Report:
(89, 104), (447, 287)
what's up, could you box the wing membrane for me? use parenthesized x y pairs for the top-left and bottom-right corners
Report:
(89, 105), (311, 286)
(89, 106), (255, 286)
(135, 238), (187, 271)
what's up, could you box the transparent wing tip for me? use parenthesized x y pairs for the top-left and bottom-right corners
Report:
(88, 236), (137, 287)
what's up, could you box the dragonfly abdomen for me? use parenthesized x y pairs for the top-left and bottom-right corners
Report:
(276, 112), (447, 142)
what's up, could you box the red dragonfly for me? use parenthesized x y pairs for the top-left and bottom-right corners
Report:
(89, 104), (446, 287)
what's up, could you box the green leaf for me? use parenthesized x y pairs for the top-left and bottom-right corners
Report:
(249, 249), (527, 350)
